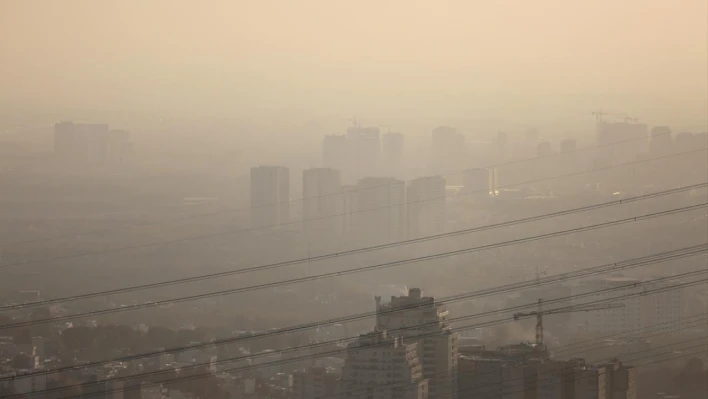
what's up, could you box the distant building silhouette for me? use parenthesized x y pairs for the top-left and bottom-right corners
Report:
(595, 121), (648, 165)
(382, 132), (404, 177)
(351, 177), (405, 245)
(346, 126), (381, 180)
(302, 168), (342, 244)
(53, 121), (131, 164)
(250, 166), (290, 229)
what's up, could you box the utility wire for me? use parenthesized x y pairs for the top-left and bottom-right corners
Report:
(10, 273), (706, 397)
(41, 285), (708, 399)
(2, 244), (704, 382)
(2, 147), (703, 271)
(4, 132), (673, 247)
(3, 182), (704, 312)
(1, 203), (704, 331)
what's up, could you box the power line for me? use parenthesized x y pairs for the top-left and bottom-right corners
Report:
(74, 328), (708, 399)
(21, 276), (707, 399)
(2, 147), (703, 272)
(549, 313), (708, 357)
(405, 338), (708, 399)
(7, 270), (705, 396)
(5, 132), (673, 247)
(4, 244), (703, 385)
(1, 203), (704, 330)
(3, 182), (704, 312)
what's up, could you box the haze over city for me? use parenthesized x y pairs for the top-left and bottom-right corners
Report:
(0, 1), (706, 399)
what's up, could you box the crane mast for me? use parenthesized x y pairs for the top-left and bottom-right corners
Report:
(513, 298), (625, 348)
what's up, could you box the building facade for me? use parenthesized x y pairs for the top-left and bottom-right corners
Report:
(250, 166), (290, 229)
(375, 288), (458, 399)
(341, 331), (428, 399)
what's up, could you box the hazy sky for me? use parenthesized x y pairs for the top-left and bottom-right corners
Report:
(1, 0), (706, 125)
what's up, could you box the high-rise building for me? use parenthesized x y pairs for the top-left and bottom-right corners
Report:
(596, 122), (648, 165)
(292, 367), (340, 399)
(602, 360), (636, 399)
(250, 166), (290, 229)
(54, 121), (110, 163)
(458, 355), (525, 399)
(351, 177), (405, 245)
(347, 126), (381, 179)
(341, 331), (428, 399)
(302, 168), (342, 243)
(375, 288), (458, 399)
(431, 126), (465, 176)
(53, 121), (131, 164)
(406, 176), (446, 239)
(568, 276), (684, 334)
(382, 132), (405, 176)
(458, 346), (633, 399)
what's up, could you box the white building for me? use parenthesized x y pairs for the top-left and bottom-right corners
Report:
(341, 331), (428, 399)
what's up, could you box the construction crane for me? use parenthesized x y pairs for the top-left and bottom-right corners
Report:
(513, 298), (625, 348)
(591, 110), (626, 124)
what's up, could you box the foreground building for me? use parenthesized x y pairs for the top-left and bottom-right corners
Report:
(375, 288), (458, 399)
(458, 344), (635, 399)
(341, 331), (428, 399)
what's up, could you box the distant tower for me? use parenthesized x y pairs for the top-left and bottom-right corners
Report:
(302, 168), (342, 243)
(382, 132), (404, 177)
(53, 121), (110, 163)
(347, 126), (381, 179)
(250, 166), (290, 229)
(351, 177), (405, 245)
